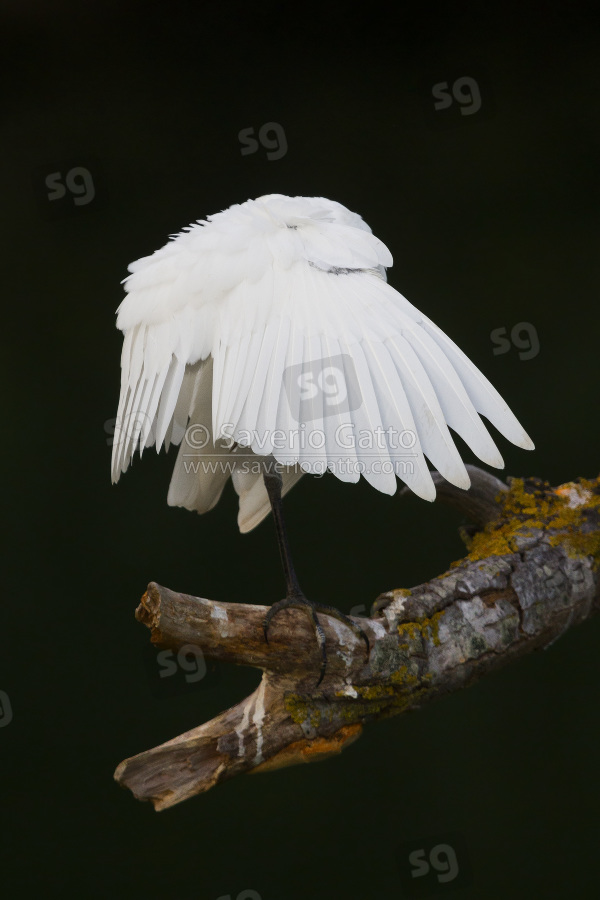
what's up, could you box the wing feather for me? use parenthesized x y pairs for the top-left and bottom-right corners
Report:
(384, 332), (475, 485)
(420, 314), (534, 450)
(225, 329), (266, 435)
(155, 356), (186, 450)
(393, 322), (505, 467)
(319, 333), (359, 482)
(274, 311), (305, 468)
(337, 335), (396, 493)
(254, 315), (291, 456)
(311, 267), (401, 494)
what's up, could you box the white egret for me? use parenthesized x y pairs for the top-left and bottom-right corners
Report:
(112, 194), (533, 682)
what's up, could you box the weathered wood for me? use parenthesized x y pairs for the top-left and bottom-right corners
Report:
(114, 468), (600, 810)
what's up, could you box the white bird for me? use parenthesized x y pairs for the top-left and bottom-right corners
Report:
(112, 193), (533, 682)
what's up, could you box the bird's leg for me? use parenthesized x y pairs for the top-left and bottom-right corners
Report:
(262, 459), (369, 686)
(262, 463), (304, 602)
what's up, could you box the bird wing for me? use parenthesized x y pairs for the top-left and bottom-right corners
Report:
(112, 195), (534, 529)
(110, 310), (201, 483)
(211, 260), (533, 504)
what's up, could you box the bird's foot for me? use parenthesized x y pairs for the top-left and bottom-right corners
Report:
(263, 593), (370, 687)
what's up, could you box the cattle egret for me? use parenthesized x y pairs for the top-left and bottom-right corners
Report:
(112, 194), (534, 683)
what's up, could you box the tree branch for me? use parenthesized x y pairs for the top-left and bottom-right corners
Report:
(114, 467), (600, 810)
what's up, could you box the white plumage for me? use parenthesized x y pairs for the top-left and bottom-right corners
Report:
(111, 194), (534, 531)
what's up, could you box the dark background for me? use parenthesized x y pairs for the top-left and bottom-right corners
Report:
(1, 2), (599, 897)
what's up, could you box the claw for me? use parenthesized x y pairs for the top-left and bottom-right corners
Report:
(263, 595), (370, 687)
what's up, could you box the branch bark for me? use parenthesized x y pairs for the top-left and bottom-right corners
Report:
(114, 467), (600, 810)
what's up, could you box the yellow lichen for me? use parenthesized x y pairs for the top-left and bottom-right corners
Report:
(285, 666), (433, 728)
(397, 621), (421, 641)
(420, 610), (444, 646)
(397, 609), (445, 647)
(284, 695), (322, 728)
(462, 476), (600, 568)
(355, 684), (395, 700)
(390, 666), (419, 686)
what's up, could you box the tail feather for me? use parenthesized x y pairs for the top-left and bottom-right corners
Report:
(167, 360), (230, 514)
(233, 462), (304, 533)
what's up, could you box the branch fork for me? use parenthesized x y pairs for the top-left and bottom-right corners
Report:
(114, 467), (600, 810)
